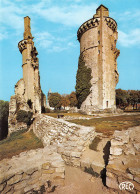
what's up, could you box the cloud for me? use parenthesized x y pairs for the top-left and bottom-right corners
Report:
(0, 32), (8, 41)
(118, 29), (140, 47)
(0, 0), (24, 34)
(118, 10), (140, 22)
(33, 4), (97, 26)
(0, 0), (97, 43)
(34, 31), (77, 52)
(35, 32), (54, 48)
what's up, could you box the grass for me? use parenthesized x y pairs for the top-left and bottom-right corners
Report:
(69, 114), (140, 136)
(44, 112), (92, 118)
(0, 129), (43, 161)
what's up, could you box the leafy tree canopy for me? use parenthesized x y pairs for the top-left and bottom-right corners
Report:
(68, 91), (78, 107)
(116, 89), (140, 110)
(61, 96), (70, 109)
(48, 93), (62, 109)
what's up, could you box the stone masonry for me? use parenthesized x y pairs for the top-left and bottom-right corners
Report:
(8, 16), (46, 134)
(0, 114), (95, 193)
(77, 5), (120, 112)
(32, 114), (95, 167)
(0, 147), (65, 193)
(106, 126), (140, 193)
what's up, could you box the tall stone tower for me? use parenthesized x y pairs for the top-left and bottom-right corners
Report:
(8, 16), (46, 134)
(77, 5), (120, 112)
(17, 16), (46, 113)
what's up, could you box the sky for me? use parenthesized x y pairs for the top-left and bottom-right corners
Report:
(0, 0), (140, 101)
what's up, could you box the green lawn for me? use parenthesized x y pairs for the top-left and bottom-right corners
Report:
(69, 114), (140, 136)
(0, 129), (43, 161)
(44, 112), (92, 118)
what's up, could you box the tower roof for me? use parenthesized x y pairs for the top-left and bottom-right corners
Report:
(96, 4), (108, 11)
(94, 4), (109, 18)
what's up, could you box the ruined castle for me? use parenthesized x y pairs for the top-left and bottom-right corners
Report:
(77, 5), (120, 112)
(8, 17), (46, 134)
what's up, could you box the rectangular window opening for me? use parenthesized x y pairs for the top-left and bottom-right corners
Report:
(106, 101), (108, 108)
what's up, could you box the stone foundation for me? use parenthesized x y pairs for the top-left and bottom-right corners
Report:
(0, 147), (65, 193)
(106, 126), (140, 193)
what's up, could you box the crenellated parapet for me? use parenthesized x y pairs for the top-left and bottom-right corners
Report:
(77, 17), (100, 41)
(18, 38), (34, 54)
(18, 39), (28, 53)
(77, 16), (118, 42)
(105, 17), (117, 32)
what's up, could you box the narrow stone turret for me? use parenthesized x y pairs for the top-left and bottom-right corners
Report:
(8, 16), (46, 134)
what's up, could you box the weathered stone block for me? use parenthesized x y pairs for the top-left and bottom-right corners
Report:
(7, 174), (22, 185)
(1, 185), (13, 194)
(55, 167), (65, 173)
(26, 167), (38, 175)
(134, 176), (140, 184)
(21, 173), (30, 181)
(42, 169), (55, 174)
(71, 152), (81, 158)
(110, 147), (122, 156)
(111, 139), (124, 146)
(128, 168), (140, 176)
(13, 180), (27, 191)
(42, 162), (50, 170)
(106, 177), (119, 190)
(0, 182), (6, 192)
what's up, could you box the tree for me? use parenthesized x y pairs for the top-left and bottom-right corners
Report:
(69, 92), (78, 107)
(48, 93), (62, 109)
(61, 95), (70, 109)
(0, 100), (9, 140)
(116, 89), (129, 109)
(75, 54), (92, 108)
(129, 90), (139, 110)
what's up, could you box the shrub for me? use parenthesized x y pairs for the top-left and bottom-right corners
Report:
(75, 54), (92, 108)
(0, 100), (9, 140)
(16, 110), (33, 125)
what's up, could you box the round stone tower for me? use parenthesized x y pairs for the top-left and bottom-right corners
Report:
(77, 5), (120, 112)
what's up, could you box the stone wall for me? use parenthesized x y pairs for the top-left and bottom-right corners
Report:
(106, 126), (140, 193)
(0, 147), (65, 194)
(32, 114), (95, 167)
(8, 95), (29, 135)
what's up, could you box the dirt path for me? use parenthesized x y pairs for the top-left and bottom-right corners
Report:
(53, 166), (117, 194)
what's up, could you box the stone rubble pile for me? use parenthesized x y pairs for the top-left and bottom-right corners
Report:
(33, 114), (95, 166)
(106, 126), (140, 193)
(0, 147), (65, 193)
